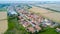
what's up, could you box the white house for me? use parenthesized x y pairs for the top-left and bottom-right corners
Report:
(7, 10), (17, 17)
(56, 28), (60, 32)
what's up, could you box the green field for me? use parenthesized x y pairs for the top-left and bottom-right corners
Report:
(38, 27), (59, 34)
(4, 14), (60, 34)
(4, 16), (29, 34)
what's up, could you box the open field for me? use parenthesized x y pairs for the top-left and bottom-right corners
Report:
(0, 12), (7, 20)
(38, 4), (60, 11)
(0, 12), (8, 34)
(28, 6), (60, 23)
(0, 20), (8, 34)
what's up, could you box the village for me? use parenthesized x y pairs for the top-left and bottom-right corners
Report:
(7, 5), (60, 34)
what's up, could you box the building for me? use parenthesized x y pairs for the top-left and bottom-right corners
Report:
(7, 6), (18, 17)
(27, 27), (36, 33)
(56, 28), (60, 32)
(22, 22), (30, 27)
(7, 10), (17, 17)
(34, 25), (41, 32)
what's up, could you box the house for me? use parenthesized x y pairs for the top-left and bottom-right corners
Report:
(56, 28), (60, 32)
(17, 8), (43, 33)
(43, 18), (53, 26)
(34, 25), (41, 32)
(27, 27), (36, 33)
(50, 23), (59, 28)
(22, 22), (30, 27)
(18, 16), (23, 20)
(7, 6), (18, 17)
(7, 10), (17, 17)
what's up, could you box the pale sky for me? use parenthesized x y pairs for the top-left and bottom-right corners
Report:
(0, 0), (60, 1)
(0, 0), (60, 3)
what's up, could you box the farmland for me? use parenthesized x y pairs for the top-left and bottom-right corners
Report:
(37, 4), (60, 11)
(0, 12), (7, 20)
(0, 11), (8, 34)
(28, 6), (60, 23)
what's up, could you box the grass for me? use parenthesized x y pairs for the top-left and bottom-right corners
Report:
(4, 16), (29, 34)
(38, 27), (59, 34)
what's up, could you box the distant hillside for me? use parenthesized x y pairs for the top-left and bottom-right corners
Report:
(0, 4), (11, 11)
(0, 4), (10, 8)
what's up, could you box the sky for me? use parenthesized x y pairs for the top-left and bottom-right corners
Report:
(0, 0), (60, 3)
(0, 0), (60, 1)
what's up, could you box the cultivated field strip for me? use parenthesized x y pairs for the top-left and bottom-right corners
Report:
(0, 12), (7, 20)
(0, 12), (8, 34)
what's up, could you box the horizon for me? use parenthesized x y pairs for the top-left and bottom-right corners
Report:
(0, 0), (60, 3)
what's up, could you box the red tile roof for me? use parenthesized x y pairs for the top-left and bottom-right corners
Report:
(35, 25), (41, 31)
(27, 27), (35, 33)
